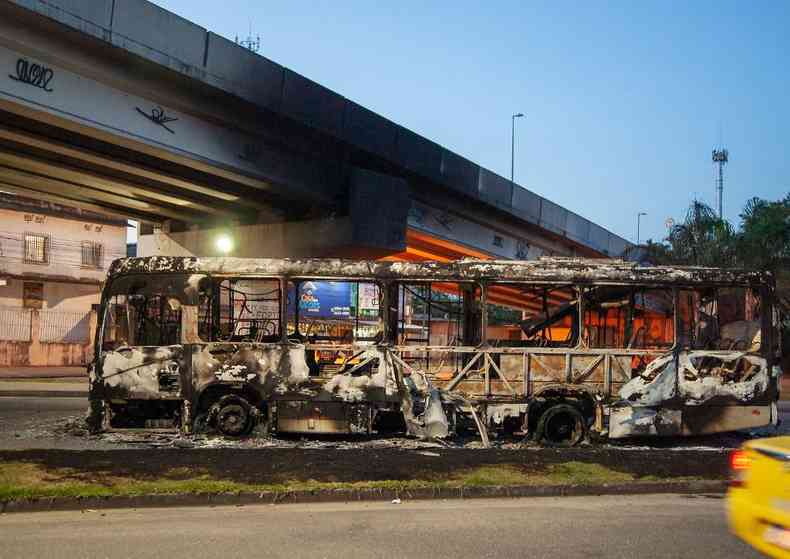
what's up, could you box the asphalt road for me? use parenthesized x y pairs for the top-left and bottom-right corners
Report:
(0, 396), (85, 423)
(0, 396), (105, 450)
(0, 494), (761, 559)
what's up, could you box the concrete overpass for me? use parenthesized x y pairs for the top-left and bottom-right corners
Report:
(0, 0), (631, 264)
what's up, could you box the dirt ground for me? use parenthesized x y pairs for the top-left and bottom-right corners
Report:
(0, 446), (731, 485)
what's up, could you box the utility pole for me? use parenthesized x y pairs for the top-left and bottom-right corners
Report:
(637, 212), (647, 245)
(712, 148), (728, 218)
(511, 113), (524, 184)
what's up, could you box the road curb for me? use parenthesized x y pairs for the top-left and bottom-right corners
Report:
(0, 480), (728, 514)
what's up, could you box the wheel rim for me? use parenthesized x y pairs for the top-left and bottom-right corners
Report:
(545, 411), (580, 444)
(217, 403), (249, 436)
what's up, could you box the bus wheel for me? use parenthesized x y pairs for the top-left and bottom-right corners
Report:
(212, 395), (254, 437)
(536, 403), (586, 446)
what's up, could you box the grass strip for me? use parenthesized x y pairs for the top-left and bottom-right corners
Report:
(0, 461), (698, 501)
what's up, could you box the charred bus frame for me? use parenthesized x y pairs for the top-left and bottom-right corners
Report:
(88, 257), (783, 445)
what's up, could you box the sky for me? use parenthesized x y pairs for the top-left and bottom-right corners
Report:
(151, 0), (790, 244)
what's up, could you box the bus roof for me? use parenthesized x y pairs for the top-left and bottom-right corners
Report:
(107, 256), (771, 288)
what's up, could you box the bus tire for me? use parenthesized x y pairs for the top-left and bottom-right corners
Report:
(535, 403), (586, 447)
(211, 394), (255, 437)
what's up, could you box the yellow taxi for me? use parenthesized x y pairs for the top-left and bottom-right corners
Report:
(728, 436), (790, 558)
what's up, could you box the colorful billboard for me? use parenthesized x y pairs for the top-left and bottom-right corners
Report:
(296, 281), (380, 319)
(299, 281), (352, 318)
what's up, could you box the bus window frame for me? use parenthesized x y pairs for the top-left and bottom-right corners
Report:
(100, 272), (203, 350)
(483, 281), (581, 349)
(287, 277), (385, 345)
(391, 279), (484, 350)
(192, 275), (286, 344)
(101, 271), (777, 360)
(577, 283), (678, 354)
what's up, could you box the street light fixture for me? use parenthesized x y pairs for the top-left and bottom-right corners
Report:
(636, 212), (647, 245)
(511, 113), (524, 184)
(215, 233), (234, 254)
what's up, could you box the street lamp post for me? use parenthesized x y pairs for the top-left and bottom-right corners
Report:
(511, 113), (524, 184)
(637, 212), (647, 245)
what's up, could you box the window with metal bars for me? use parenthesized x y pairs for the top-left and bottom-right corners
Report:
(24, 233), (49, 264)
(394, 282), (481, 378)
(486, 283), (578, 348)
(198, 278), (282, 342)
(81, 241), (103, 268)
(102, 293), (181, 348)
(582, 286), (674, 350)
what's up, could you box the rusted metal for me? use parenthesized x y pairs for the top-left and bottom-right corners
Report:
(108, 256), (772, 287)
(89, 256), (783, 445)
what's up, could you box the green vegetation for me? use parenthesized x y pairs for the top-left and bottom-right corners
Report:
(0, 462), (431, 500)
(638, 196), (790, 366)
(640, 195), (790, 273)
(451, 465), (534, 487)
(0, 460), (693, 502)
(545, 462), (635, 485)
(448, 462), (640, 487)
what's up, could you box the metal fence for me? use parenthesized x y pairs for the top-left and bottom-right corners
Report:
(0, 307), (32, 341)
(39, 310), (91, 343)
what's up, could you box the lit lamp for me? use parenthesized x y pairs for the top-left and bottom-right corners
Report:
(215, 234), (233, 254)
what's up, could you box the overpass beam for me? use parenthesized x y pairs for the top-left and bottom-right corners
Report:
(0, 165), (192, 223)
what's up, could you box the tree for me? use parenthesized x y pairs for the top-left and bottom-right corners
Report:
(679, 201), (736, 266)
(638, 195), (789, 273)
(736, 194), (790, 363)
(641, 195), (790, 368)
(634, 238), (673, 264)
(644, 201), (737, 267)
(737, 194), (790, 272)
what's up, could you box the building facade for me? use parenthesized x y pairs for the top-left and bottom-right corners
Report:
(0, 193), (126, 366)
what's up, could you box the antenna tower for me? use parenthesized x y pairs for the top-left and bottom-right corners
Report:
(235, 22), (260, 53)
(712, 147), (728, 218)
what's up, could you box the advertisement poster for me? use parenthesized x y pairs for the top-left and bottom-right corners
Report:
(299, 281), (352, 318)
(356, 283), (380, 319)
(294, 282), (380, 320)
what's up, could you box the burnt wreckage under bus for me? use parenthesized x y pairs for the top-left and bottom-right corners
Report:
(88, 256), (784, 445)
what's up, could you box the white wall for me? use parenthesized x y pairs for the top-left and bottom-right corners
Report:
(0, 277), (22, 308)
(0, 205), (124, 314)
(0, 277), (99, 311)
(0, 206), (126, 283)
(43, 281), (100, 311)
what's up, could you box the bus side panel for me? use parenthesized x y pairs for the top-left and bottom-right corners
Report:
(97, 345), (186, 401)
(610, 350), (778, 438)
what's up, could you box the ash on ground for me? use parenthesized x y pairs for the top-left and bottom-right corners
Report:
(2, 404), (784, 452)
(28, 417), (786, 453)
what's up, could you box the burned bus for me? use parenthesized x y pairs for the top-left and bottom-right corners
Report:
(88, 256), (783, 445)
